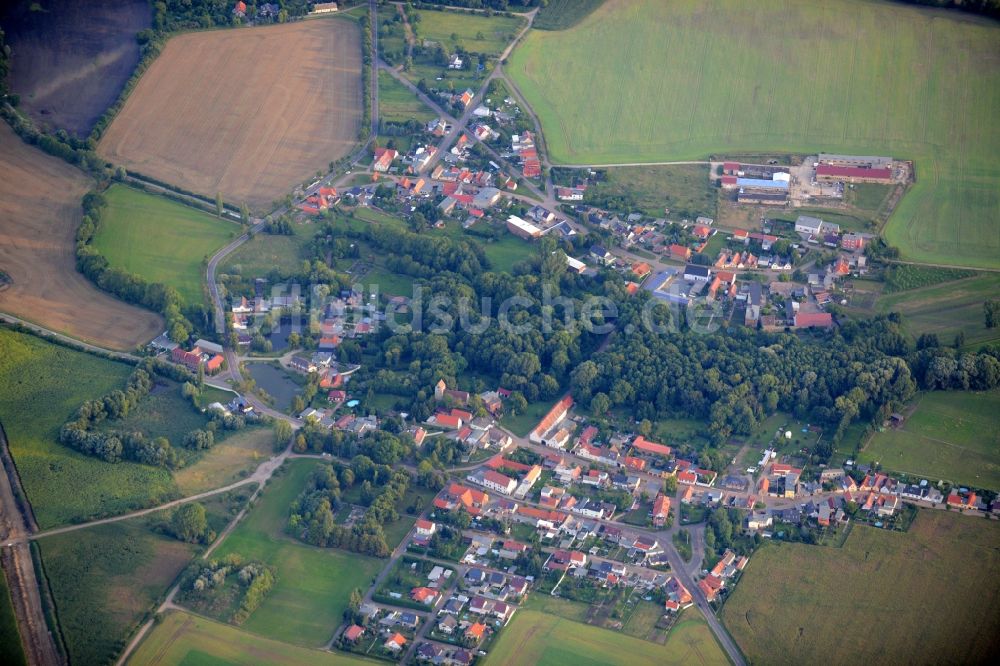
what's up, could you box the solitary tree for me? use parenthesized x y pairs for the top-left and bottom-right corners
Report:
(273, 419), (293, 449)
(171, 503), (208, 543)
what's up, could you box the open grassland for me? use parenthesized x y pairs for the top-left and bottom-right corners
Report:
(38, 519), (197, 666)
(0, 125), (162, 350)
(0, 328), (178, 528)
(510, 0), (1000, 268)
(0, 0), (150, 136)
(221, 223), (315, 278)
(587, 164), (715, 219)
(483, 608), (728, 666)
(128, 610), (376, 666)
(859, 390), (1000, 490)
(414, 9), (525, 55)
(99, 19), (362, 211)
(173, 427), (275, 495)
(0, 575), (26, 666)
(378, 70), (436, 124)
(211, 460), (383, 646)
(92, 185), (237, 305)
(722, 510), (1000, 664)
(874, 273), (1000, 349)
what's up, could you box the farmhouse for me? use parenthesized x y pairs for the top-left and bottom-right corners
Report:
(434, 483), (489, 516)
(373, 147), (398, 173)
(651, 493), (671, 527)
(311, 1), (339, 13)
(794, 312), (834, 329)
(529, 396), (573, 444)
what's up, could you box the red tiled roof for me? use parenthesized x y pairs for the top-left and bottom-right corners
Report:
(532, 396), (573, 438)
(632, 436), (672, 457)
(795, 312), (834, 328)
(816, 164), (892, 180)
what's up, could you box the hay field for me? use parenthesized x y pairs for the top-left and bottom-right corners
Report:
(0, 125), (162, 350)
(509, 0), (1000, 268)
(127, 610), (370, 666)
(722, 510), (1000, 664)
(484, 608), (729, 666)
(859, 390), (1000, 490)
(99, 18), (362, 211)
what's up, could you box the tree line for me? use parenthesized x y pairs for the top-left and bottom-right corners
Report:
(76, 189), (197, 342)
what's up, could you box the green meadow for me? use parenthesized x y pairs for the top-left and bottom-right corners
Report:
(210, 460), (383, 647)
(510, 0), (1000, 268)
(379, 70), (436, 124)
(859, 390), (1000, 490)
(414, 9), (525, 56)
(92, 185), (237, 304)
(128, 610), (376, 665)
(484, 608), (728, 666)
(0, 328), (177, 528)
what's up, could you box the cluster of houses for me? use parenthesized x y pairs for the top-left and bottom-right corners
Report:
(510, 131), (541, 178)
(424, 380), (512, 454)
(698, 549), (748, 602)
(170, 338), (225, 375)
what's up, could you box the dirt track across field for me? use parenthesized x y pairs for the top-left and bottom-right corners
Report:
(98, 18), (363, 211)
(0, 125), (163, 351)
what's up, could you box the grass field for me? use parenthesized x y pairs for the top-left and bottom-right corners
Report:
(722, 509), (1000, 664)
(173, 427), (275, 495)
(99, 19), (362, 211)
(586, 164), (716, 219)
(38, 519), (198, 666)
(92, 185), (236, 305)
(483, 608), (728, 666)
(0, 125), (162, 350)
(127, 610), (376, 666)
(480, 233), (533, 273)
(873, 274), (1000, 349)
(500, 397), (557, 437)
(0, 575), (26, 666)
(0, 328), (178, 528)
(859, 390), (1000, 490)
(379, 70), (436, 124)
(211, 460), (383, 646)
(220, 223), (315, 278)
(414, 9), (525, 55)
(509, 0), (1000, 269)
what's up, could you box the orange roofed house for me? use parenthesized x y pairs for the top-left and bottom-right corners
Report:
(529, 396), (573, 445)
(373, 147), (398, 173)
(434, 483), (489, 516)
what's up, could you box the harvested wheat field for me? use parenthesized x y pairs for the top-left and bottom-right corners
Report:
(99, 18), (362, 211)
(0, 125), (162, 350)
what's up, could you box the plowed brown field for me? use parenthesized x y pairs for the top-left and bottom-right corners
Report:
(98, 18), (362, 211)
(0, 125), (162, 350)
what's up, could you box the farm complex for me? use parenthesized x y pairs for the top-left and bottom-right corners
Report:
(510, 0), (1000, 269)
(1, 1), (999, 666)
(98, 18), (362, 210)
